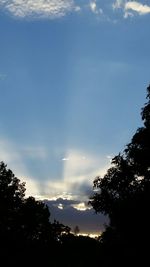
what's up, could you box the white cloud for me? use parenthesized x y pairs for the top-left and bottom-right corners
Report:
(0, 0), (150, 20)
(90, 1), (97, 13)
(112, 0), (124, 9)
(89, 0), (103, 15)
(0, 0), (77, 18)
(125, 1), (150, 15)
(57, 203), (64, 209)
(74, 5), (81, 12)
(113, 0), (150, 17)
(72, 202), (91, 211)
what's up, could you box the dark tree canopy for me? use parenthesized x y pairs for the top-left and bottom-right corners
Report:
(0, 162), (71, 266)
(90, 85), (150, 266)
(0, 161), (25, 204)
(0, 161), (102, 267)
(0, 162), (26, 239)
(0, 161), (100, 267)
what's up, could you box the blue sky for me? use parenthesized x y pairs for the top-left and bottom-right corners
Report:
(0, 0), (150, 234)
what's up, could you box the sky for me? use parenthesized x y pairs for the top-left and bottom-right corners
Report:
(0, 0), (150, 234)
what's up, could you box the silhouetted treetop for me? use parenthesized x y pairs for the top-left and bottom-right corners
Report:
(125, 85), (150, 176)
(90, 85), (150, 216)
(0, 162), (72, 246)
(0, 161), (26, 204)
(141, 84), (150, 127)
(89, 84), (150, 266)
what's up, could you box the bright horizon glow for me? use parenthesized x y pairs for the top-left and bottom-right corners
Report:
(72, 232), (101, 238)
(72, 202), (92, 211)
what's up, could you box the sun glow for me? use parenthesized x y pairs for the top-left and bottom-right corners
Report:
(72, 202), (91, 211)
(75, 232), (101, 239)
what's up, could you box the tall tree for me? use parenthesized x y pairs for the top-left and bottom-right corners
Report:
(90, 85), (150, 266)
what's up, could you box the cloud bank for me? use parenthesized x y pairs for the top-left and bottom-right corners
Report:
(0, 136), (108, 235)
(0, 0), (77, 18)
(1, 1), (150, 20)
(0, 136), (110, 201)
(45, 198), (108, 234)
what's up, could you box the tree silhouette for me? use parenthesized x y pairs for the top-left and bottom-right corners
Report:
(0, 162), (26, 241)
(90, 85), (150, 266)
(0, 162), (70, 266)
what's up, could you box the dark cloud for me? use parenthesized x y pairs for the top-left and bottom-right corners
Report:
(44, 199), (108, 234)
(76, 182), (94, 197)
(68, 181), (95, 200)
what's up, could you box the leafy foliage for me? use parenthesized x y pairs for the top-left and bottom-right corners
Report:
(0, 162), (71, 266)
(0, 161), (99, 267)
(90, 85), (150, 265)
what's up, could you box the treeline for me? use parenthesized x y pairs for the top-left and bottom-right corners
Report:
(0, 161), (100, 266)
